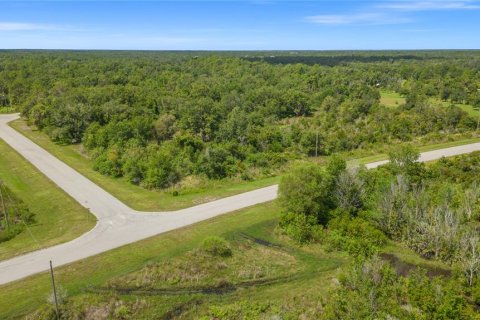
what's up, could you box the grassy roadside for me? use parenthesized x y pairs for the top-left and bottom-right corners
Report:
(10, 119), (280, 211)
(0, 202), (346, 318)
(349, 137), (480, 165)
(0, 140), (95, 261)
(12, 119), (480, 212)
(0, 107), (16, 114)
(0, 200), (448, 318)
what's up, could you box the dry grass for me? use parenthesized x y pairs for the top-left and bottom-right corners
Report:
(108, 238), (298, 290)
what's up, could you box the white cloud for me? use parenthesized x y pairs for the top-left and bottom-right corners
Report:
(306, 13), (410, 25)
(306, 1), (480, 26)
(0, 22), (55, 31)
(379, 1), (480, 11)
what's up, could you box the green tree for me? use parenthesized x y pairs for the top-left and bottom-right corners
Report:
(387, 145), (425, 183)
(153, 113), (177, 142)
(278, 163), (333, 225)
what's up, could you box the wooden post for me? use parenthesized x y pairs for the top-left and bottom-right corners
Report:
(50, 260), (60, 319)
(0, 182), (9, 230)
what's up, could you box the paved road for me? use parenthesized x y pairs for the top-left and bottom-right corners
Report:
(365, 143), (480, 169)
(1, 113), (480, 285)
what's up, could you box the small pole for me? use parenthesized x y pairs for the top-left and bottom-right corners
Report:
(0, 183), (9, 230)
(50, 260), (60, 319)
(315, 131), (319, 157)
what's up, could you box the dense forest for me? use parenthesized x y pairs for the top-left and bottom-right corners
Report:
(1, 51), (479, 189)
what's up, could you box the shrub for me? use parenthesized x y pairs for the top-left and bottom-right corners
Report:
(201, 236), (232, 257)
(278, 212), (324, 244)
(326, 216), (387, 257)
(278, 163), (335, 225)
(0, 225), (24, 243)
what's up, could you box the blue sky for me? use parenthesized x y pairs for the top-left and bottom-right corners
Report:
(0, 1), (479, 50)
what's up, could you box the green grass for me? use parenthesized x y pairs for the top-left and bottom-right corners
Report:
(0, 202), (346, 318)
(0, 107), (16, 114)
(10, 119), (280, 211)
(380, 90), (406, 108)
(1, 127), (462, 317)
(0, 199), (447, 318)
(0, 140), (95, 261)
(379, 91), (480, 118)
(11, 118), (480, 212)
(382, 243), (450, 271)
(9, 117), (474, 209)
(430, 98), (480, 117)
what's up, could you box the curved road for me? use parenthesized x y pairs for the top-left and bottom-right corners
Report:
(1, 113), (480, 285)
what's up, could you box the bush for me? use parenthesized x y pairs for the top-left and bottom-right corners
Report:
(0, 225), (23, 243)
(325, 258), (478, 320)
(0, 182), (35, 243)
(278, 212), (324, 244)
(278, 163), (335, 225)
(201, 236), (232, 257)
(325, 216), (387, 257)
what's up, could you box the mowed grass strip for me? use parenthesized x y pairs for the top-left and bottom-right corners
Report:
(0, 140), (95, 261)
(10, 119), (280, 212)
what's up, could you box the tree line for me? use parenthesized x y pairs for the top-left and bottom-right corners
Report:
(0, 51), (479, 189)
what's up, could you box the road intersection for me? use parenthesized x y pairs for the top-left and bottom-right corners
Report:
(1, 113), (480, 285)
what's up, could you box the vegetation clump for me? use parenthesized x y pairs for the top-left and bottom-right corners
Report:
(107, 236), (296, 291)
(323, 257), (478, 319)
(278, 146), (480, 270)
(201, 236), (232, 257)
(0, 180), (35, 243)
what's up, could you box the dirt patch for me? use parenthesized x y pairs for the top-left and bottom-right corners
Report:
(380, 253), (451, 278)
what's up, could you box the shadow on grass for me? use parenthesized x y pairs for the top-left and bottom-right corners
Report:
(87, 274), (300, 297)
(380, 253), (451, 278)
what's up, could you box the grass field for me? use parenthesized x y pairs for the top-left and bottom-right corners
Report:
(380, 90), (406, 107)
(10, 119), (281, 211)
(0, 140), (95, 261)
(0, 202), (347, 318)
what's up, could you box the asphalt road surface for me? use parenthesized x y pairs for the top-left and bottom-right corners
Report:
(1, 113), (480, 285)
